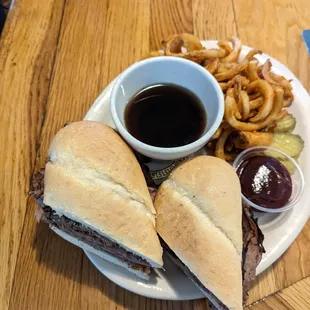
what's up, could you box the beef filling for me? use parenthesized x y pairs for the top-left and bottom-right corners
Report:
(30, 170), (150, 268)
(242, 204), (265, 303)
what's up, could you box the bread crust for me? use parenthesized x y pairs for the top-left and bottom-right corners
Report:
(48, 121), (155, 214)
(154, 156), (242, 309)
(44, 121), (163, 267)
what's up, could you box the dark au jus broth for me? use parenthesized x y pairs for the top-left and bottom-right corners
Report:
(124, 84), (207, 147)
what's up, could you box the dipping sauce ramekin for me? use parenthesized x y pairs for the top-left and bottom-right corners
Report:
(232, 146), (304, 213)
(110, 57), (224, 160)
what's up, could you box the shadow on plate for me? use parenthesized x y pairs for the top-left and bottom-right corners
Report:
(255, 208), (293, 231)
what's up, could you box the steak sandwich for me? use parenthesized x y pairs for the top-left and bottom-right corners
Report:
(30, 121), (163, 279)
(154, 156), (243, 310)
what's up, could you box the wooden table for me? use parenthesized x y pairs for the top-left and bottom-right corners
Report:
(1, 0), (310, 309)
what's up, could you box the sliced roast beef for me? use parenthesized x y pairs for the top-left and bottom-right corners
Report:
(29, 168), (45, 199)
(242, 204), (265, 303)
(30, 170), (150, 268)
(148, 187), (157, 201)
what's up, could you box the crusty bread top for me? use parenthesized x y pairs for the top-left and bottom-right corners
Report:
(154, 156), (242, 309)
(48, 121), (155, 215)
(44, 121), (162, 267)
(168, 156), (242, 254)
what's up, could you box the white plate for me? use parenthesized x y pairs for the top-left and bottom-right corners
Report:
(83, 41), (310, 300)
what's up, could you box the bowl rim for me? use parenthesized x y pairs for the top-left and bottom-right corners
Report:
(232, 146), (305, 213)
(109, 56), (224, 155)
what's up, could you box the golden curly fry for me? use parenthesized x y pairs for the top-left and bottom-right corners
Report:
(224, 87), (284, 131)
(261, 59), (275, 82)
(220, 75), (249, 92)
(239, 90), (250, 120)
(164, 34), (225, 61)
(178, 33), (203, 51)
(244, 49), (263, 61)
(246, 80), (274, 122)
(217, 41), (233, 56)
(257, 65), (263, 78)
(225, 136), (234, 152)
(247, 60), (260, 82)
(234, 131), (273, 149)
(211, 126), (223, 140)
(164, 36), (183, 54)
(215, 127), (235, 160)
(233, 76), (243, 113)
(227, 88), (242, 119)
(270, 72), (293, 91)
(274, 109), (288, 121)
(162, 33), (203, 53)
(234, 75), (242, 97)
(166, 49), (225, 62)
(211, 121), (230, 140)
(248, 111), (257, 118)
(249, 97), (263, 110)
(217, 62), (237, 73)
(221, 37), (242, 63)
(262, 59), (293, 91)
(161, 34), (175, 48)
(219, 82), (227, 90)
(181, 49), (226, 62)
(248, 91), (261, 100)
(204, 58), (219, 74)
(143, 51), (164, 59)
(283, 90), (294, 107)
(206, 141), (215, 149)
(214, 61), (248, 82)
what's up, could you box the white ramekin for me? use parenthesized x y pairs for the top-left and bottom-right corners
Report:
(110, 57), (224, 160)
(233, 146), (304, 213)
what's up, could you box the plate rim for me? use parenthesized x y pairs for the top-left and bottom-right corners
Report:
(83, 40), (310, 300)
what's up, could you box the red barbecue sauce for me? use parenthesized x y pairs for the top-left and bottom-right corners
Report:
(236, 156), (292, 209)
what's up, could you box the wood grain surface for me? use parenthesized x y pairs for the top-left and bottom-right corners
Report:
(233, 0), (310, 305)
(0, 0), (309, 309)
(0, 0), (65, 309)
(246, 277), (310, 310)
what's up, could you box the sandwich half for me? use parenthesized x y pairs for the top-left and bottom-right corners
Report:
(154, 156), (242, 309)
(31, 121), (163, 279)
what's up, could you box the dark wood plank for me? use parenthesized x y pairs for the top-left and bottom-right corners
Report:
(8, 1), (110, 308)
(0, 0), (66, 308)
(233, 0), (310, 304)
(193, 0), (237, 39)
(246, 276), (310, 310)
(149, 0), (193, 51)
(9, 0), (238, 309)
